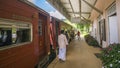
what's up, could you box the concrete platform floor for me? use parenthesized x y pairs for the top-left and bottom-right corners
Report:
(47, 39), (102, 68)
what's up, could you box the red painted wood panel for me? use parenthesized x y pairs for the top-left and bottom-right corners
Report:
(0, 0), (50, 68)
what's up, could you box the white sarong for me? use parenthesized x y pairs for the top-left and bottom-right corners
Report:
(58, 48), (66, 61)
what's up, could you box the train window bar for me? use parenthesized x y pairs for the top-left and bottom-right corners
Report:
(0, 18), (32, 50)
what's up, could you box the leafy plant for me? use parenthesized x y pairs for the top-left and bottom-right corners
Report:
(84, 34), (99, 47)
(100, 44), (120, 68)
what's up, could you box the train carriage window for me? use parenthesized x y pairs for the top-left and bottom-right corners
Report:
(0, 18), (32, 48)
(15, 29), (30, 44)
(0, 28), (12, 46)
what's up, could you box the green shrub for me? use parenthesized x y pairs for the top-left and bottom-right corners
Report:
(100, 43), (120, 68)
(84, 34), (99, 47)
(85, 35), (120, 67)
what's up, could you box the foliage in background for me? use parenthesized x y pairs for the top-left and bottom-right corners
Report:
(63, 19), (91, 37)
(100, 44), (120, 68)
(63, 19), (91, 32)
(84, 34), (99, 47)
(77, 23), (90, 34)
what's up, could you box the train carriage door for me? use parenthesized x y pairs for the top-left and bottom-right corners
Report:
(38, 19), (46, 57)
(55, 21), (60, 47)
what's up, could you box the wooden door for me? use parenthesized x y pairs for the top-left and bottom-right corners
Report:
(38, 19), (46, 57)
(109, 15), (118, 44)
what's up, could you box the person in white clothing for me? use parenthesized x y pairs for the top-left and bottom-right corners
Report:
(58, 30), (68, 62)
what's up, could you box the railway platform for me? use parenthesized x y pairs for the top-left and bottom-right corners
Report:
(47, 38), (102, 68)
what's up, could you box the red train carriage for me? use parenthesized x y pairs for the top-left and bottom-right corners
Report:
(0, 0), (50, 68)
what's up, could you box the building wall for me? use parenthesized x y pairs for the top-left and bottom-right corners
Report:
(116, 0), (120, 43)
(90, 0), (116, 47)
(91, 20), (97, 38)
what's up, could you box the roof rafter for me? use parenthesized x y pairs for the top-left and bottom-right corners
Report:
(81, 17), (91, 23)
(82, 0), (103, 14)
(47, 0), (71, 20)
(81, 15), (90, 22)
(79, 0), (81, 21)
(68, 0), (76, 17)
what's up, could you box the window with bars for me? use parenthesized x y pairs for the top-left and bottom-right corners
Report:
(0, 18), (32, 47)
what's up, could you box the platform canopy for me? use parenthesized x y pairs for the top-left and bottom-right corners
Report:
(47, 0), (103, 23)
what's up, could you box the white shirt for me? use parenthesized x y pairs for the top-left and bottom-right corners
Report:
(58, 34), (68, 48)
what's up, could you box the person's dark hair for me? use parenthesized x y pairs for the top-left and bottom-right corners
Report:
(60, 30), (64, 34)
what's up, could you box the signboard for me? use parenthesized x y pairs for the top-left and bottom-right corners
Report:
(71, 17), (81, 23)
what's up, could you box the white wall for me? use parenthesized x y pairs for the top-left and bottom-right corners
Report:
(91, 20), (97, 38)
(116, 0), (120, 43)
(90, 0), (115, 48)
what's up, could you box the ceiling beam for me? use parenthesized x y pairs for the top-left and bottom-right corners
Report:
(81, 16), (91, 23)
(88, 0), (97, 18)
(93, 0), (97, 6)
(79, 0), (81, 21)
(68, 0), (76, 17)
(81, 16), (89, 21)
(82, 0), (103, 14)
(47, 0), (71, 20)
(68, 12), (91, 14)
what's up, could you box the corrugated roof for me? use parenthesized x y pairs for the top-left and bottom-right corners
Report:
(47, 0), (98, 23)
